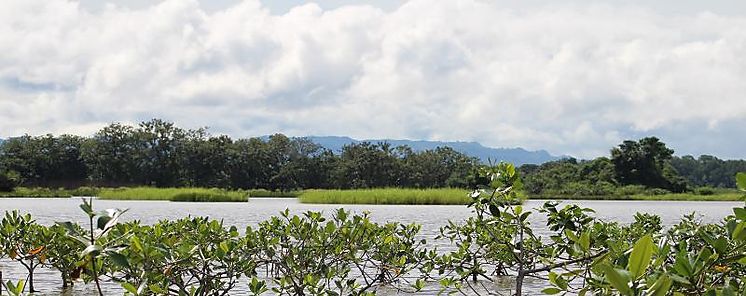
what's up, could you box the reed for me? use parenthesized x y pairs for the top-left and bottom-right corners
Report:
(247, 189), (300, 197)
(98, 187), (248, 202)
(299, 188), (475, 205)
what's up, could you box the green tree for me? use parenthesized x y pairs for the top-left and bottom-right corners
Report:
(82, 123), (141, 186)
(611, 137), (686, 192)
(135, 119), (188, 187)
(0, 134), (88, 187)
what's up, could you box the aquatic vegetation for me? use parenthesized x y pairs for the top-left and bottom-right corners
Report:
(0, 169), (744, 295)
(247, 189), (300, 197)
(98, 187), (248, 202)
(299, 188), (477, 205)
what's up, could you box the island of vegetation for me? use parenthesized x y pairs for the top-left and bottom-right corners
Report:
(1, 119), (745, 203)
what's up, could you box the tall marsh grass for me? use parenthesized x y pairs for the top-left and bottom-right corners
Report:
(247, 189), (300, 197)
(98, 187), (248, 202)
(299, 188), (475, 205)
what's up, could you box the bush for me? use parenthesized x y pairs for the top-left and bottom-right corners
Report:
(694, 187), (716, 195)
(0, 170), (21, 192)
(614, 185), (648, 196)
(645, 188), (671, 195)
(69, 186), (100, 196)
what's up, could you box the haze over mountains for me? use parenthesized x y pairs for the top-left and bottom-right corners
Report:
(303, 136), (562, 165)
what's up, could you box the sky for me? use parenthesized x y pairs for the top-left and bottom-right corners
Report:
(1, 0), (746, 159)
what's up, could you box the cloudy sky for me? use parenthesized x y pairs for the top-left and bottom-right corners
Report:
(2, 0), (746, 159)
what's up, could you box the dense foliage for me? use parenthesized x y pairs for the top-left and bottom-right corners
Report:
(519, 137), (742, 197)
(1, 168), (744, 295)
(672, 155), (746, 188)
(1, 121), (744, 197)
(0, 119), (478, 191)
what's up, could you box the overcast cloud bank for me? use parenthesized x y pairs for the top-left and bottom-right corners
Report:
(1, 0), (745, 158)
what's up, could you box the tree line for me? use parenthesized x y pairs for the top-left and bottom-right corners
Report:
(520, 137), (746, 195)
(0, 119), (478, 191)
(1, 119), (745, 194)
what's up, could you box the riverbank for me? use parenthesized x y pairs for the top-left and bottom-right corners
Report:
(0, 186), (98, 198)
(528, 191), (744, 202)
(1, 187), (742, 203)
(0, 186), (299, 201)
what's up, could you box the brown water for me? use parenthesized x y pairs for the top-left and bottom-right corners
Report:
(0, 198), (741, 295)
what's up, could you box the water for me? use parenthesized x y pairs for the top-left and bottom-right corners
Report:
(0, 198), (741, 295)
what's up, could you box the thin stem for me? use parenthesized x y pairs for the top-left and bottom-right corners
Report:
(88, 199), (104, 296)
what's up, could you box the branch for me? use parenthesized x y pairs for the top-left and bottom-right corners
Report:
(520, 251), (606, 276)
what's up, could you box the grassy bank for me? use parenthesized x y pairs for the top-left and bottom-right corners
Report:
(248, 189), (300, 197)
(529, 192), (744, 201)
(299, 188), (479, 205)
(98, 187), (248, 202)
(0, 187), (100, 198)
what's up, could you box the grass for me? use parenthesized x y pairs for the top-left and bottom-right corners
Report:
(0, 187), (78, 198)
(299, 188), (480, 205)
(98, 187), (248, 202)
(248, 189), (301, 198)
(529, 192), (745, 202)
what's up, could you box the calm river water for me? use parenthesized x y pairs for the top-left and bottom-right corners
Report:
(0, 198), (741, 295)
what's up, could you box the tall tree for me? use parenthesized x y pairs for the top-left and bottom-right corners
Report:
(610, 137), (685, 192)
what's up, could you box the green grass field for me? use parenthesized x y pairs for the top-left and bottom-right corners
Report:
(98, 187), (248, 202)
(299, 188), (477, 205)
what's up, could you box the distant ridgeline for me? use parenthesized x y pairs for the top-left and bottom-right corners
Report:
(270, 136), (562, 165)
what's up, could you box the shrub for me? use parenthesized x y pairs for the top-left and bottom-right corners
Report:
(69, 186), (100, 196)
(694, 187), (716, 196)
(0, 170), (21, 192)
(614, 185), (648, 196)
(645, 188), (671, 195)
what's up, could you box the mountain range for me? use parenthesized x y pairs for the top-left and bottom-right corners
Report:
(301, 136), (562, 165)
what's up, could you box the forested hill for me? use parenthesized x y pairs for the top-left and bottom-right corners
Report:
(300, 136), (561, 165)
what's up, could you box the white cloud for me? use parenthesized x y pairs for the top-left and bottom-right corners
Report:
(1, 0), (746, 159)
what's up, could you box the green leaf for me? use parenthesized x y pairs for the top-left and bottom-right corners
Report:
(602, 264), (632, 295)
(673, 250), (693, 278)
(542, 287), (562, 294)
(647, 274), (672, 296)
(733, 222), (746, 241)
(736, 172), (746, 191)
(628, 234), (654, 279)
(97, 215), (112, 230)
(734, 208), (746, 220)
(82, 244), (103, 257)
(108, 251), (130, 268)
(578, 231), (590, 252)
(564, 229), (578, 242)
(219, 241), (230, 254)
(122, 282), (138, 295)
(413, 279), (425, 291)
(149, 284), (167, 294)
(722, 286), (736, 296)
